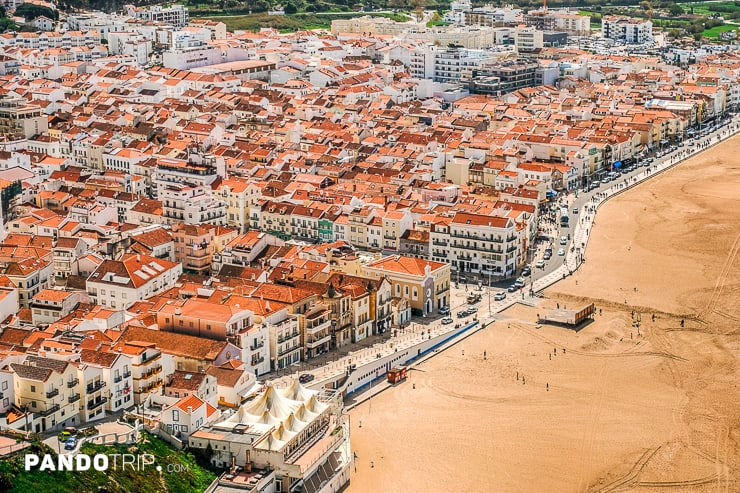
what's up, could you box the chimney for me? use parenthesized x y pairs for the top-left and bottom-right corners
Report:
(136, 254), (141, 262)
(187, 406), (193, 415)
(175, 308), (181, 316)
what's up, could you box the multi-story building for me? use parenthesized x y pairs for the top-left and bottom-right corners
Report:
(364, 255), (450, 317)
(189, 383), (350, 493)
(86, 253), (182, 309)
(79, 348), (134, 421)
(296, 303), (332, 359)
(524, 10), (591, 35)
(602, 16), (653, 44)
(449, 212), (519, 279)
(30, 289), (79, 325)
(127, 4), (190, 28)
(0, 96), (48, 139)
(160, 184), (227, 227)
(11, 355), (80, 432)
(171, 223), (215, 274)
(152, 158), (220, 199)
(112, 341), (163, 404)
(157, 298), (270, 375)
(433, 46), (494, 83)
(53, 237), (88, 279)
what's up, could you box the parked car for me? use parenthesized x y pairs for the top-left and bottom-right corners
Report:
(441, 317), (454, 325)
(467, 306), (478, 313)
(557, 248), (565, 256)
(64, 437), (77, 451)
(522, 266), (531, 277)
(494, 291), (506, 301)
(514, 277), (525, 288)
(560, 236), (567, 245)
(543, 252), (552, 260)
(536, 260), (545, 268)
(438, 306), (450, 316)
(572, 207), (578, 215)
(457, 309), (469, 317)
(299, 374), (315, 384)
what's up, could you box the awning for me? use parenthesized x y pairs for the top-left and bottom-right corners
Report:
(613, 161), (623, 169)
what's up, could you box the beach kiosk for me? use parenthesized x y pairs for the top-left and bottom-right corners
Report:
(387, 366), (408, 384)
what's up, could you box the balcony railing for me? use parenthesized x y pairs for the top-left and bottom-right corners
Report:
(123, 371), (131, 378)
(67, 378), (79, 388)
(250, 356), (265, 366)
(40, 404), (60, 417)
(68, 393), (80, 403)
(250, 341), (265, 351)
(87, 397), (107, 410)
(113, 375), (122, 383)
(46, 388), (59, 399)
(86, 381), (106, 393)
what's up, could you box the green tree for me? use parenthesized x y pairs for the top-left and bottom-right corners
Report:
(14, 4), (59, 21)
(668, 3), (684, 16)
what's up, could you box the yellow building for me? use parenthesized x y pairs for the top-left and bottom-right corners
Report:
(364, 255), (450, 317)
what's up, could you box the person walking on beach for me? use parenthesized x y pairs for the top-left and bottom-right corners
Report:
(484, 350), (487, 360)
(547, 383), (549, 391)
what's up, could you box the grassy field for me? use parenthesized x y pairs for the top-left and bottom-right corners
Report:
(202, 12), (411, 32)
(677, 1), (740, 16)
(0, 432), (216, 493)
(702, 23), (738, 38)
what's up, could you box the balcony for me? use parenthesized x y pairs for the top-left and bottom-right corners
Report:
(86, 381), (106, 393)
(250, 356), (265, 366)
(67, 378), (79, 389)
(306, 333), (331, 349)
(123, 371), (131, 378)
(68, 393), (80, 403)
(87, 397), (107, 410)
(305, 319), (331, 336)
(46, 388), (59, 399)
(250, 340), (265, 351)
(40, 404), (60, 417)
(114, 375), (122, 383)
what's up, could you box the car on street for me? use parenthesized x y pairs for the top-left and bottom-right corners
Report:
(508, 285), (517, 292)
(441, 317), (453, 325)
(438, 306), (450, 316)
(521, 266), (531, 276)
(572, 208), (578, 215)
(299, 374), (315, 384)
(64, 437), (77, 451)
(494, 291), (506, 301)
(543, 251), (552, 260)
(557, 248), (565, 256)
(457, 309), (469, 317)
(560, 236), (567, 245)
(536, 260), (545, 268)
(514, 277), (525, 288)
(467, 306), (478, 313)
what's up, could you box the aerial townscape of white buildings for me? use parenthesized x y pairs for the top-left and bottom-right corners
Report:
(0, 1), (737, 491)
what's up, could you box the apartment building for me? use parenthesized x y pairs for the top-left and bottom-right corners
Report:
(79, 348), (134, 420)
(127, 4), (189, 28)
(86, 253), (182, 309)
(11, 356), (80, 432)
(603, 16), (653, 44)
(171, 223), (214, 274)
(0, 96), (48, 139)
(449, 212), (519, 279)
(160, 184), (227, 227)
(30, 289), (79, 325)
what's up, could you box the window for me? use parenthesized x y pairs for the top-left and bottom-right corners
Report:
(1, 381), (7, 391)
(30, 385), (36, 393)
(172, 410), (179, 421)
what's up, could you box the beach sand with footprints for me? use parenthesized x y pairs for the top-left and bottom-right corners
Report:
(346, 136), (740, 493)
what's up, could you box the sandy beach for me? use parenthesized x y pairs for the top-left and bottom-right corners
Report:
(346, 136), (740, 492)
